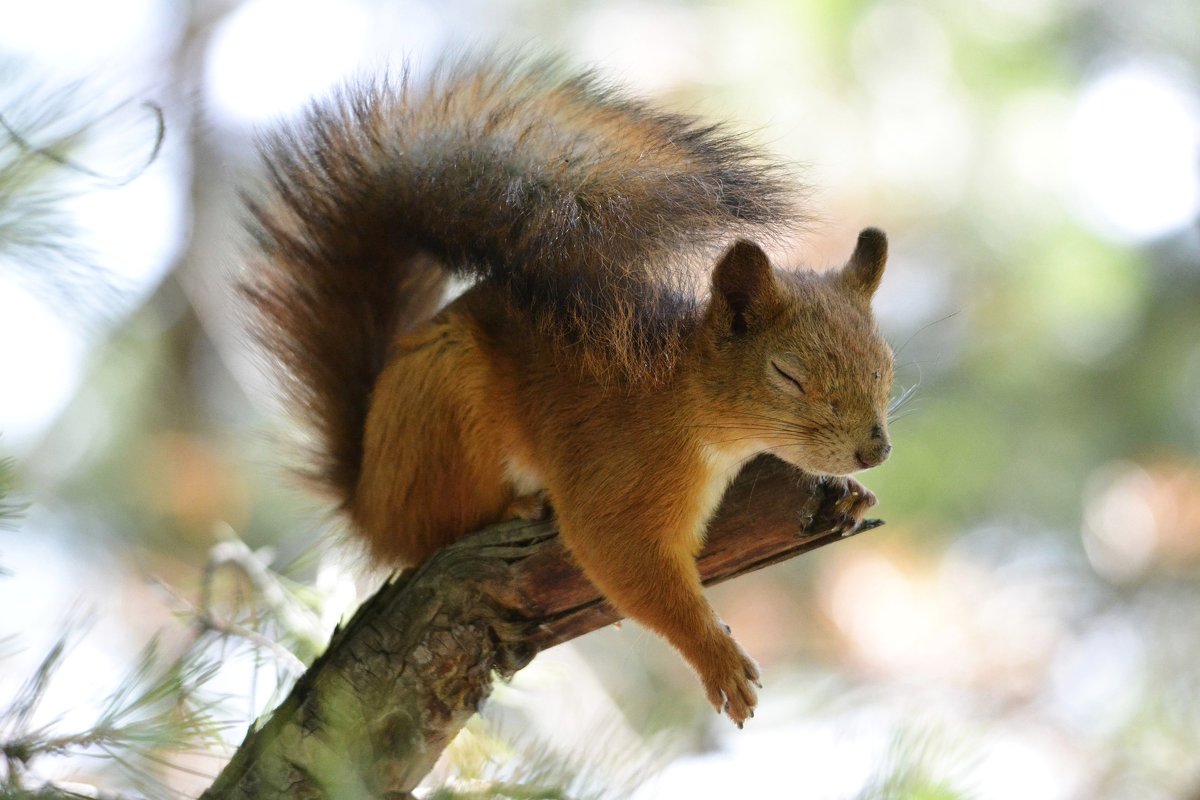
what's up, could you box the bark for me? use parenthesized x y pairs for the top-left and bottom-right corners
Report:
(201, 456), (880, 799)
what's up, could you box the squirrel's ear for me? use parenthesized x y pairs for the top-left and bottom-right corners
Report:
(839, 228), (888, 299)
(711, 239), (781, 335)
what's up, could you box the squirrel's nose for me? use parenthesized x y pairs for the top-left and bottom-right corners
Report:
(855, 443), (891, 469)
(855, 426), (891, 469)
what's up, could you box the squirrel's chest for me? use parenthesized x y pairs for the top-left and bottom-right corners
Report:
(503, 456), (545, 497)
(501, 440), (746, 542)
(695, 444), (755, 531)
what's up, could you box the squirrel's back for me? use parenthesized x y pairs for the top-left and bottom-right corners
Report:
(243, 55), (799, 508)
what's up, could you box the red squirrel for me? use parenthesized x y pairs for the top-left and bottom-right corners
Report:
(244, 57), (894, 727)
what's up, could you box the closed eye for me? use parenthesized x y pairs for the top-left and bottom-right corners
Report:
(771, 361), (805, 394)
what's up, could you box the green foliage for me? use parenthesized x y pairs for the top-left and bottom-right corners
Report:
(0, 456), (22, 536)
(0, 62), (163, 321)
(0, 73), (84, 257)
(0, 630), (228, 798)
(851, 729), (972, 800)
(427, 718), (659, 800)
(0, 525), (333, 799)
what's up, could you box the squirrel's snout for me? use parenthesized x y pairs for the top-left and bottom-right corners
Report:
(855, 444), (891, 469)
(854, 426), (892, 469)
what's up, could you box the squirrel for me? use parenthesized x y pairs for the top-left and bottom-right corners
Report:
(242, 56), (894, 728)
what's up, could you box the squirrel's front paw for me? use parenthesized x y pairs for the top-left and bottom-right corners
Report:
(811, 476), (877, 536)
(698, 632), (761, 728)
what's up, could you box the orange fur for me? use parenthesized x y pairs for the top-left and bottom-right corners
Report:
(347, 236), (893, 726)
(244, 59), (894, 726)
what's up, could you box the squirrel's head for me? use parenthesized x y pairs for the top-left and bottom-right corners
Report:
(698, 230), (894, 477)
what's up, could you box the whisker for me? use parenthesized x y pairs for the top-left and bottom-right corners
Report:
(889, 362), (923, 416)
(888, 408), (921, 424)
(889, 385), (918, 415)
(892, 309), (961, 359)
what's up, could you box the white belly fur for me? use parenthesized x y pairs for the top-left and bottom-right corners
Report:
(696, 442), (761, 538)
(504, 457), (545, 497)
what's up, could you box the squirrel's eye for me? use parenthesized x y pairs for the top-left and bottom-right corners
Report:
(771, 361), (806, 395)
(873, 370), (881, 380)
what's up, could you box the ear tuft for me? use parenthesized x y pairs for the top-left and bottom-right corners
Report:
(841, 227), (888, 298)
(712, 240), (778, 334)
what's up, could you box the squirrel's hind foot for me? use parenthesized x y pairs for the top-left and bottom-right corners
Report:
(504, 490), (553, 523)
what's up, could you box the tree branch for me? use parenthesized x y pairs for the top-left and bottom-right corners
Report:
(201, 456), (879, 799)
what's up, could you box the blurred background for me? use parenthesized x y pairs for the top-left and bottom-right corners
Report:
(1, 0), (1198, 797)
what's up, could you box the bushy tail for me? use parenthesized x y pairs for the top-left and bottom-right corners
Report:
(242, 55), (799, 507)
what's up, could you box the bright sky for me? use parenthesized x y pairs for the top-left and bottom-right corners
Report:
(1070, 62), (1200, 242)
(205, 0), (373, 123)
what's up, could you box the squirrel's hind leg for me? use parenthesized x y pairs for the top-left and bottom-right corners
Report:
(504, 490), (552, 523)
(354, 321), (518, 566)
